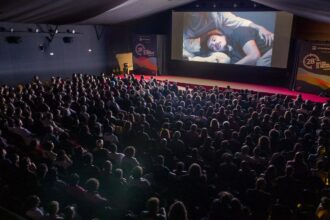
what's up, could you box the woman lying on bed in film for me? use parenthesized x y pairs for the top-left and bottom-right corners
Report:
(183, 27), (273, 67)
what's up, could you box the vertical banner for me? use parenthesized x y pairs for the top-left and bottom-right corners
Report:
(132, 35), (157, 75)
(295, 41), (330, 95)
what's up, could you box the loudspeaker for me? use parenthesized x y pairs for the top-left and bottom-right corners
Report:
(6, 36), (22, 44)
(63, 36), (73, 43)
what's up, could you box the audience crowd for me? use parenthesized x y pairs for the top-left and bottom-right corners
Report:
(0, 73), (329, 220)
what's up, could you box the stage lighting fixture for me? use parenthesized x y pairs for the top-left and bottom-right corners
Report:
(66, 29), (75, 34)
(49, 52), (54, 56)
(88, 49), (92, 52)
(39, 44), (44, 51)
(35, 28), (39, 33)
(55, 29), (59, 34)
(10, 28), (14, 32)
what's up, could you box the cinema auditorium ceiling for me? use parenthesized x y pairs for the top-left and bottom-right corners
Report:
(0, 0), (330, 24)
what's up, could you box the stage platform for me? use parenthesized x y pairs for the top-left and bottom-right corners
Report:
(135, 75), (329, 103)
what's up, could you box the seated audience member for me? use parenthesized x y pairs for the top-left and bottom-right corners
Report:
(121, 146), (140, 177)
(127, 166), (152, 213)
(168, 201), (189, 220)
(25, 195), (44, 220)
(44, 201), (64, 220)
(107, 143), (124, 168)
(81, 178), (109, 219)
(316, 197), (330, 220)
(246, 177), (272, 220)
(140, 197), (166, 220)
(63, 206), (76, 220)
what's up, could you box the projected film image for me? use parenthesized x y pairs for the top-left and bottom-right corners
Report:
(182, 12), (276, 67)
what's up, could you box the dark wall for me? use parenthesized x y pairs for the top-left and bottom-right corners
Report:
(293, 16), (330, 41)
(0, 22), (110, 85)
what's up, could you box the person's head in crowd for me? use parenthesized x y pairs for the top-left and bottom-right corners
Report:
(44, 141), (55, 152)
(37, 163), (48, 179)
(146, 197), (160, 215)
(47, 201), (60, 217)
(132, 166), (143, 179)
(103, 160), (112, 173)
(173, 131), (181, 140)
(124, 146), (136, 158)
(156, 155), (165, 166)
(285, 165), (294, 177)
(25, 195), (41, 210)
(83, 152), (94, 165)
(168, 201), (188, 220)
(95, 139), (104, 149)
(114, 168), (124, 179)
(85, 178), (100, 193)
(20, 156), (32, 170)
(188, 163), (202, 178)
(210, 118), (219, 130)
(63, 206), (76, 220)
(68, 173), (80, 186)
(108, 143), (118, 153)
(256, 177), (267, 191)
(160, 129), (171, 140)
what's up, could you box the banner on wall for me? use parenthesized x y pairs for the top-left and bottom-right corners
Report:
(132, 35), (158, 75)
(294, 41), (330, 96)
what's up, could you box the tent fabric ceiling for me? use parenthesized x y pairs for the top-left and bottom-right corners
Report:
(0, 0), (127, 24)
(252, 0), (330, 23)
(2, 0), (330, 25)
(81, 0), (195, 24)
(0, 0), (195, 24)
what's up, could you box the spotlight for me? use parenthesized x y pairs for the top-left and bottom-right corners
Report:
(49, 52), (54, 56)
(39, 44), (44, 51)
(72, 29), (75, 34)
(10, 28), (14, 32)
(55, 29), (59, 34)
(35, 28), (39, 33)
(88, 49), (92, 52)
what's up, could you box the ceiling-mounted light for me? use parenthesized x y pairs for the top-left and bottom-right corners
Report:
(72, 29), (76, 34)
(10, 28), (14, 32)
(39, 44), (44, 51)
(35, 28), (39, 33)
(49, 52), (54, 56)
(55, 29), (59, 34)
(88, 49), (92, 52)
